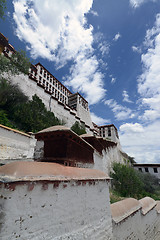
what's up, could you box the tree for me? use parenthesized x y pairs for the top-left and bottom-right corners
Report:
(13, 94), (62, 132)
(0, 50), (31, 75)
(71, 121), (86, 135)
(0, 110), (13, 128)
(0, 0), (6, 19)
(136, 171), (159, 194)
(11, 50), (31, 75)
(0, 77), (28, 114)
(110, 162), (144, 197)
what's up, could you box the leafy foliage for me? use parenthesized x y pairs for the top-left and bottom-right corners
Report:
(111, 162), (143, 197)
(137, 171), (159, 194)
(0, 0), (6, 19)
(0, 50), (31, 75)
(71, 121), (86, 135)
(0, 77), (28, 113)
(111, 162), (160, 200)
(13, 95), (62, 132)
(0, 109), (14, 128)
(11, 50), (31, 75)
(0, 78), (62, 133)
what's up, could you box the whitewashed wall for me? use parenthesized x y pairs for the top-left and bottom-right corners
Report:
(111, 197), (160, 240)
(93, 146), (124, 175)
(0, 179), (113, 240)
(9, 73), (93, 133)
(0, 125), (36, 164)
(134, 165), (160, 179)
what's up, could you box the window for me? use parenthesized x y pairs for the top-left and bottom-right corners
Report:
(108, 127), (111, 137)
(145, 167), (149, 173)
(138, 168), (142, 172)
(153, 168), (158, 173)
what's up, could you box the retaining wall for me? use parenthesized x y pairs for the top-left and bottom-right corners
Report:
(9, 73), (93, 133)
(111, 197), (160, 240)
(0, 124), (36, 164)
(0, 162), (113, 240)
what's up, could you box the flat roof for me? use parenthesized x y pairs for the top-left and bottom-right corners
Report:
(0, 161), (110, 183)
(134, 163), (160, 167)
(98, 124), (118, 131)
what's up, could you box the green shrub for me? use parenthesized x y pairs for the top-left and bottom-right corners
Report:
(110, 162), (144, 198)
(71, 121), (86, 135)
(13, 94), (62, 132)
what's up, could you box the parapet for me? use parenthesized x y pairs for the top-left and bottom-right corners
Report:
(139, 197), (157, 215)
(111, 198), (141, 223)
(155, 201), (160, 214)
(81, 134), (117, 155)
(0, 161), (110, 183)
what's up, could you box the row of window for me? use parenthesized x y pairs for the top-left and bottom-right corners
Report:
(99, 127), (111, 138)
(39, 67), (69, 96)
(37, 80), (67, 104)
(138, 167), (158, 173)
(78, 97), (88, 110)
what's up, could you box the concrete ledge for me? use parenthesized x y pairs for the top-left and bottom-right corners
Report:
(0, 124), (32, 138)
(0, 161), (110, 183)
(111, 198), (141, 223)
(139, 197), (157, 215)
(155, 201), (160, 214)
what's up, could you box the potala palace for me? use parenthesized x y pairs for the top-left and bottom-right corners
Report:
(0, 32), (160, 240)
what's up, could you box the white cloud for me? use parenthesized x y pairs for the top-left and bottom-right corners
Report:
(104, 99), (135, 120)
(132, 45), (141, 53)
(119, 13), (160, 164)
(113, 32), (121, 41)
(98, 42), (110, 56)
(90, 10), (98, 16)
(90, 112), (110, 125)
(65, 54), (106, 104)
(111, 77), (116, 84)
(119, 121), (160, 163)
(129, 0), (157, 8)
(122, 90), (133, 103)
(13, 0), (106, 104)
(138, 13), (160, 121)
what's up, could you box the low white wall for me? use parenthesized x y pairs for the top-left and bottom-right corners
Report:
(0, 179), (113, 240)
(0, 124), (36, 164)
(111, 197), (160, 240)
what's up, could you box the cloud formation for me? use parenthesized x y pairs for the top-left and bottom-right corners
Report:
(13, 0), (106, 104)
(90, 112), (110, 125)
(119, 121), (160, 163)
(129, 0), (157, 8)
(138, 13), (160, 121)
(104, 99), (135, 120)
(113, 32), (121, 41)
(119, 13), (160, 163)
(122, 90), (133, 103)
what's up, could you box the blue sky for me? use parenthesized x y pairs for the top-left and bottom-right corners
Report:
(1, 0), (160, 164)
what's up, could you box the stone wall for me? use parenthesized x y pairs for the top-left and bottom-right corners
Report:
(0, 124), (36, 164)
(111, 197), (160, 240)
(0, 162), (113, 240)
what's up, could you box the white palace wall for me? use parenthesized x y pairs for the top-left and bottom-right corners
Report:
(8, 73), (93, 133)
